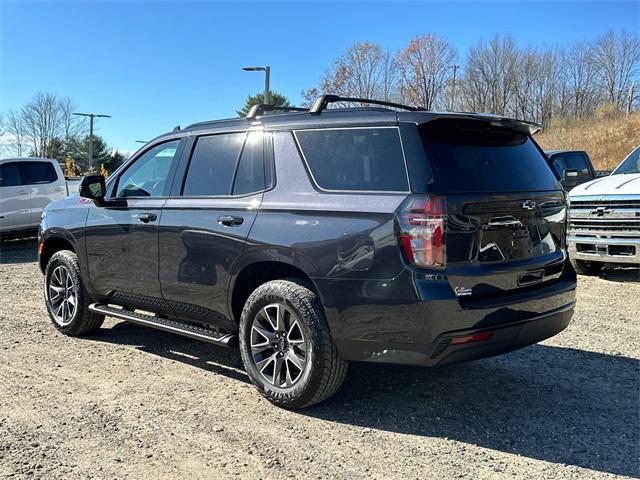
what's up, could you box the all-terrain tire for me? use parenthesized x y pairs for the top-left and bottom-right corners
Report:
(239, 279), (347, 409)
(571, 258), (603, 276)
(44, 250), (104, 336)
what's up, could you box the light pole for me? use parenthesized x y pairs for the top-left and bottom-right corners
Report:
(242, 65), (271, 105)
(449, 64), (459, 111)
(73, 112), (111, 171)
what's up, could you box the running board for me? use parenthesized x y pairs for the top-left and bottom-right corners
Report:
(89, 303), (236, 347)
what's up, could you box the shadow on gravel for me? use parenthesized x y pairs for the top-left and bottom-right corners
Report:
(91, 319), (639, 477)
(88, 321), (249, 384)
(0, 238), (37, 264)
(599, 266), (640, 283)
(307, 345), (640, 478)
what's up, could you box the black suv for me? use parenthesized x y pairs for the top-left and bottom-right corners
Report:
(39, 95), (577, 408)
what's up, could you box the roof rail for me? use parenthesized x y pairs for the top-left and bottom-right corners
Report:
(246, 104), (309, 120)
(309, 94), (426, 115)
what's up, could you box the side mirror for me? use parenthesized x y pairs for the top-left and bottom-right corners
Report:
(79, 174), (106, 201)
(561, 169), (579, 189)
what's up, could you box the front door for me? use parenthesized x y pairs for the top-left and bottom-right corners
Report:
(159, 131), (268, 329)
(85, 139), (183, 308)
(0, 162), (31, 232)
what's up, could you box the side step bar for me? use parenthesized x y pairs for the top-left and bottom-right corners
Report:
(89, 303), (237, 347)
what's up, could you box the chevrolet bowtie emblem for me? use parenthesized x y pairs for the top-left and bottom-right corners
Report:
(591, 207), (611, 216)
(522, 200), (537, 210)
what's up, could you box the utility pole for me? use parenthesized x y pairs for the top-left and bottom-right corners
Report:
(73, 112), (111, 171)
(450, 64), (459, 111)
(243, 65), (271, 105)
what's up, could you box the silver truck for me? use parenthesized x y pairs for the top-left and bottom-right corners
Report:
(568, 146), (640, 274)
(0, 158), (81, 239)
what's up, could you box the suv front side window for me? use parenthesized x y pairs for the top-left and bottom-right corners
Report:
(115, 140), (180, 198)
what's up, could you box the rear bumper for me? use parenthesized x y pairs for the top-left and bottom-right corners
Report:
(319, 260), (577, 366)
(568, 235), (640, 264)
(335, 302), (574, 366)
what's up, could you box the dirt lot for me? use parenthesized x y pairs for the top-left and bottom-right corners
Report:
(1, 239), (638, 480)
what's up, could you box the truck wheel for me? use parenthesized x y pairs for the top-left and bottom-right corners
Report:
(571, 258), (603, 276)
(239, 279), (347, 409)
(44, 250), (104, 336)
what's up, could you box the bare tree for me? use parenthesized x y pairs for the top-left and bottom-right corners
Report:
(2, 108), (27, 156)
(592, 30), (640, 111)
(462, 34), (520, 116)
(395, 34), (457, 110)
(315, 41), (396, 105)
(562, 41), (602, 118)
(59, 96), (84, 156)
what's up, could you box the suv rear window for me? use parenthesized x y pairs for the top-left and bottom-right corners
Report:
(295, 127), (409, 192)
(420, 120), (560, 193)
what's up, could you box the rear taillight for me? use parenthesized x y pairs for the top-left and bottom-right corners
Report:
(397, 195), (446, 268)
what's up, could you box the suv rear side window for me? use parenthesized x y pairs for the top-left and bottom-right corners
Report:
(294, 127), (409, 192)
(0, 163), (23, 187)
(233, 131), (266, 195)
(420, 120), (560, 193)
(22, 161), (57, 184)
(183, 133), (245, 196)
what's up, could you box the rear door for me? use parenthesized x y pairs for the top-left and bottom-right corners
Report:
(21, 161), (66, 224)
(419, 120), (567, 298)
(0, 162), (31, 232)
(158, 130), (268, 329)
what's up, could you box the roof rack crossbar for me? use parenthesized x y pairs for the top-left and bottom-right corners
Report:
(246, 104), (309, 120)
(309, 94), (426, 115)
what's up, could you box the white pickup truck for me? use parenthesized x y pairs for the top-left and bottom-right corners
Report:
(0, 158), (81, 239)
(568, 146), (640, 274)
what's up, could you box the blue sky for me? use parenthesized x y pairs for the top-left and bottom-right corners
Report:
(1, 0), (638, 154)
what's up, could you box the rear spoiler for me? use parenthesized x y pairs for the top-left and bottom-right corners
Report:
(408, 112), (542, 135)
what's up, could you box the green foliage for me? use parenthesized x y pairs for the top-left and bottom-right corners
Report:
(66, 135), (124, 174)
(237, 91), (291, 117)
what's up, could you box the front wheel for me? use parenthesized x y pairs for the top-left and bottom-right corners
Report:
(571, 258), (604, 276)
(44, 250), (104, 336)
(239, 279), (347, 409)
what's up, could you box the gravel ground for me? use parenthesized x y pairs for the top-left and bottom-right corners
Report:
(1, 238), (639, 480)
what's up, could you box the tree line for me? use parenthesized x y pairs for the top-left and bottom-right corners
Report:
(0, 92), (126, 174)
(302, 30), (640, 127)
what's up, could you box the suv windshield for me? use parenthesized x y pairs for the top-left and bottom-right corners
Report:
(420, 119), (560, 193)
(612, 147), (640, 175)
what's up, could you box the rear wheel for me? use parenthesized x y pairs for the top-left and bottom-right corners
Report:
(571, 258), (604, 276)
(239, 279), (347, 409)
(44, 250), (104, 335)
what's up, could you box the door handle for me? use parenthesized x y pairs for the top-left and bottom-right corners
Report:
(218, 215), (244, 226)
(135, 213), (157, 223)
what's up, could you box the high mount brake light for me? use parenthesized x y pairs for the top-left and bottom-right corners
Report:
(397, 195), (446, 268)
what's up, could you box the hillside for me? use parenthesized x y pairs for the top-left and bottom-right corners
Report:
(536, 113), (640, 171)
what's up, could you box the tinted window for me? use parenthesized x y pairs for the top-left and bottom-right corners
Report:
(22, 161), (57, 184)
(550, 156), (565, 176)
(420, 120), (560, 193)
(295, 128), (409, 192)
(562, 153), (589, 175)
(233, 132), (266, 195)
(116, 140), (180, 197)
(0, 163), (23, 187)
(614, 147), (640, 175)
(183, 133), (245, 196)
